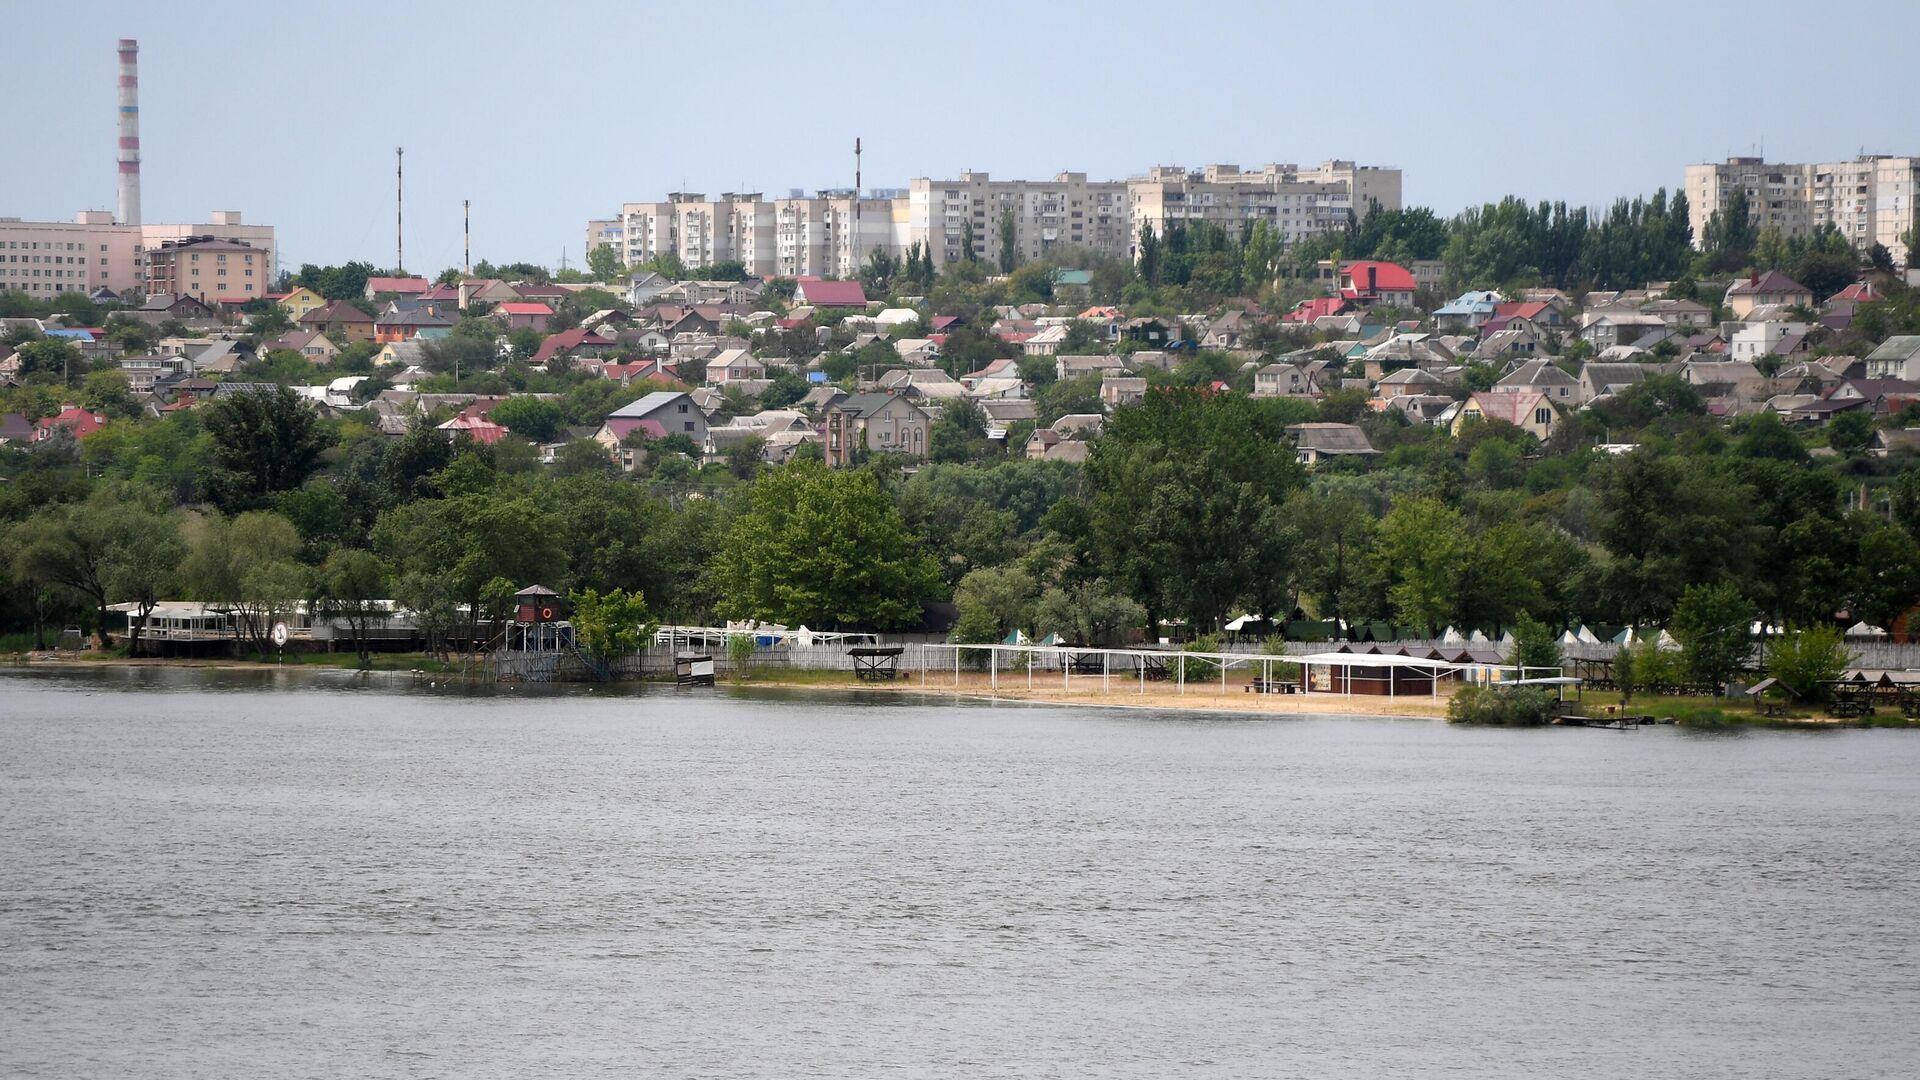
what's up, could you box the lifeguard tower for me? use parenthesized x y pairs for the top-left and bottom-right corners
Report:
(508, 584), (574, 652)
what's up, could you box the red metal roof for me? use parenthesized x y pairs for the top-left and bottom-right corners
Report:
(796, 279), (867, 307)
(1339, 261), (1416, 298)
(366, 276), (430, 294)
(496, 302), (554, 316)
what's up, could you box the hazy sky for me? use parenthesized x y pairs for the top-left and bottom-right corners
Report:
(6, 1), (1915, 276)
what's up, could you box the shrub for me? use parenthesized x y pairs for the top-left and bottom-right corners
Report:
(1180, 633), (1222, 682)
(725, 633), (756, 680)
(1447, 684), (1558, 725)
(1765, 626), (1852, 702)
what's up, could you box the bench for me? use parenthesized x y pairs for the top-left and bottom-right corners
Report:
(1247, 679), (1300, 695)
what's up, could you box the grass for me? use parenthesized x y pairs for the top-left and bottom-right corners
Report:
(1576, 689), (1916, 728)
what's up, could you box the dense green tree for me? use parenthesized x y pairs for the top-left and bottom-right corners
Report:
(1670, 582), (1755, 694)
(200, 386), (334, 512)
(315, 548), (394, 667)
(490, 396), (565, 442)
(711, 460), (941, 629)
(1086, 387), (1304, 635)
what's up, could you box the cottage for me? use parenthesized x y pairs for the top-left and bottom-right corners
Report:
(824, 393), (930, 465)
(1100, 376), (1148, 409)
(35, 404), (109, 441)
(364, 276), (430, 300)
(1453, 390), (1558, 441)
(1725, 270), (1813, 318)
(595, 391), (708, 462)
(1864, 336), (1920, 381)
(1285, 423), (1378, 465)
(299, 300), (376, 343)
(374, 308), (454, 343)
(1577, 361), (1650, 402)
(1496, 358), (1582, 405)
(265, 329), (340, 364)
(273, 286), (328, 321)
(1055, 354), (1127, 382)
(493, 302), (554, 331)
(1252, 362), (1320, 399)
(1339, 261), (1418, 308)
(1434, 290), (1503, 330)
(794, 278), (868, 309)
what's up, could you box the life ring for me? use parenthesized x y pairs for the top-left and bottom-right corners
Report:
(539, 606), (556, 621)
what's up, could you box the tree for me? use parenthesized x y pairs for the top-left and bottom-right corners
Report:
(1033, 580), (1144, 647)
(181, 510), (307, 658)
(1375, 496), (1469, 638)
(568, 587), (658, 680)
(710, 459), (941, 629)
(1764, 625), (1852, 703)
(1670, 582), (1754, 694)
(490, 396), (565, 443)
(998, 209), (1020, 273)
(1508, 613), (1564, 673)
(1137, 224), (1161, 286)
(1086, 387), (1304, 636)
(586, 245), (624, 283)
(316, 549), (394, 668)
(7, 493), (173, 649)
(108, 507), (187, 658)
(952, 564), (1041, 643)
(200, 386), (334, 512)
(13, 338), (86, 384)
(1827, 410), (1874, 457)
(1613, 644), (1638, 705)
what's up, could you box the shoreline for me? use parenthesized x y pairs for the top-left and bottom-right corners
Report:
(10, 654), (1885, 726)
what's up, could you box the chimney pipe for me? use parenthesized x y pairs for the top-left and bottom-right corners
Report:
(116, 39), (141, 226)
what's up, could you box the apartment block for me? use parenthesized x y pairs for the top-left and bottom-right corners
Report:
(1128, 162), (1400, 250)
(774, 193), (904, 280)
(144, 236), (268, 303)
(1686, 155), (1920, 263)
(908, 172), (1130, 269)
(0, 208), (274, 298)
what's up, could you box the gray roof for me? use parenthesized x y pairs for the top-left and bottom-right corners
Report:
(1865, 336), (1920, 362)
(1497, 359), (1577, 388)
(1286, 422), (1378, 455)
(609, 391), (692, 419)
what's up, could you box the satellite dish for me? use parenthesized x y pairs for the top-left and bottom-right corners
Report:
(271, 622), (289, 647)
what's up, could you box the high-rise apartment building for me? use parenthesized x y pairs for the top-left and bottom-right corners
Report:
(908, 172), (1130, 269)
(1127, 161), (1401, 251)
(594, 159), (1401, 275)
(1685, 155), (1920, 263)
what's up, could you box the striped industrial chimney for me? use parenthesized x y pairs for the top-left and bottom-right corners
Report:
(116, 38), (141, 226)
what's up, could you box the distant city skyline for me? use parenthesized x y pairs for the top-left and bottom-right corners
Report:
(5, 0), (1916, 275)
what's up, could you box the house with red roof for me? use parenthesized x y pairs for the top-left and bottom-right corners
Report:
(364, 276), (431, 300)
(594, 391), (707, 464)
(793, 278), (868, 309)
(1338, 262), (1418, 308)
(437, 404), (509, 445)
(602, 358), (680, 386)
(531, 328), (615, 367)
(494, 302), (555, 330)
(1282, 296), (1350, 324)
(34, 405), (109, 442)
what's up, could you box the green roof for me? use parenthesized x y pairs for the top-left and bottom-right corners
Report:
(1053, 269), (1092, 286)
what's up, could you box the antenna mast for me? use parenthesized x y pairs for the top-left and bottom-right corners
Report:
(395, 147), (405, 272)
(463, 199), (471, 274)
(853, 136), (862, 276)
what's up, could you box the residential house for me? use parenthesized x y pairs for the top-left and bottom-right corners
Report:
(273, 286), (328, 321)
(1493, 299), (1567, 330)
(1830, 379), (1920, 416)
(1282, 296), (1349, 324)
(1639, 298), (1713, 329)
(131, 293), (215, 323)
(1285, 422), (1379, 465)
(1579, 310), (1666, 349)
(34, 404), (109, 441)
(979, 398), (1037, 439)
(1453, 389), (1559, 441)
(364, 276), (430, 300)
(705, 348), (768, 389)
(825, 393), (930, 465)
(1121, 317), (1175, 346)
(265, 329), (340, 364)
(894, 338), (941, 366)
(0, 412), (36, 444)
(1864, 336), (1920, 380)
(1383, 394), (1461, 427)
(1252, 362), (1320, 399)
(1100, 376), (1148, 409)
(961, 356), (1021, 391)
(626, 271), (672, 306)
(299, 300), (376, 343)
(596, 391), (709, 461)
(794, 278), (868, 310)
(532, 329), (616, 369)
(1434, 290), (1503, 330)
(375, 308), (454, 343)
(1496, 358), (1582, 405)
(1372, 366), (1448, 400)
(438, 404), (510, 445)
(877, 369), (967, 403)
(1338, 261), (1417, 308)
(1868, 428), (1920, 458)
(375, 339), (429, 370)
(1577, 362), (1650, 402)
(1025, 414), (1104, 463)
(1725, 270), (1813, 318)
(1056, 354), (1127, 382)
(1728, 321), (1809, 362)
(1200, 309), (1256, 348)
(1022, 324), (1069, 356)
(493, 302), (554, 331)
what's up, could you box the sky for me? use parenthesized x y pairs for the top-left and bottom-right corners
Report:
(6, 0), (1917, 276)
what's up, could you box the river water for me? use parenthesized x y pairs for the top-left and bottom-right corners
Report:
(2, 666), (1915, 1078)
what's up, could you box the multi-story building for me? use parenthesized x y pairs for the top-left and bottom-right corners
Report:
(598, 159), (1398, 277)
(774, 192), (903, 280)
(144, 237), (268, 303)
(585, 218), (623, 263)
(1686, 155), (1920, 263)
(1127, 161), (1400, 251)
(908, 172), (1130, 269)
(0, 208), (274, 298)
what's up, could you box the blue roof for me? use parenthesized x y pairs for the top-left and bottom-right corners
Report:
(1434, 290), (1502, 316)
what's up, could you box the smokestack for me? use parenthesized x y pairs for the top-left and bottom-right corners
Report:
(116, 39), (141, 226)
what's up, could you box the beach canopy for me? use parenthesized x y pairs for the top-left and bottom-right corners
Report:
(1002, 629), (1030, 645)
(1468, 630), (1489, 643)
(1224, 614), (1263, 631)
(1845, 621), (1888, 638)
(1576, 625), (1602, 644)
(1559, 629), (1581, 645)
(1441, 626), (1466, 644)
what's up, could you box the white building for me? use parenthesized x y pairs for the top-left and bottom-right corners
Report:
(1686, 155), (1920, 264)
(0, 208), (274, 298)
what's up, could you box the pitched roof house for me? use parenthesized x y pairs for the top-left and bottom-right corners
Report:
(1496, 358), (1582, 404)
(1285, 423), (1379, 465)
(794, 279), (868, 309)
(299, 300), (376, 342)
(1725, 270), (1813, 317)
(1338, 261), (1418, 307)
(1452, 389), (1558, 441)
(825, 393), (929, 465)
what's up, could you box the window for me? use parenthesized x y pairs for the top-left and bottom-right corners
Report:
(1534, 408), (1551, 425)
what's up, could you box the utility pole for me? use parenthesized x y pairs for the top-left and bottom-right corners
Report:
(395, 147), (405, 272)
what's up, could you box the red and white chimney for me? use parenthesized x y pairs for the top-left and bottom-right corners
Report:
(117, 39), (141, 226)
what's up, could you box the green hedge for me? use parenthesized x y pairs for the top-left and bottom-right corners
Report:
(1447, 684), (1558, 726)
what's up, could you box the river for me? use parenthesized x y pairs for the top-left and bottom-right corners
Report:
(2, 666), (1915, 1078)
